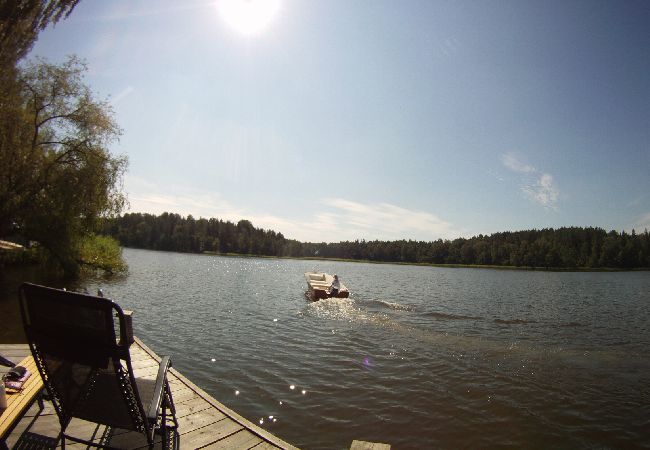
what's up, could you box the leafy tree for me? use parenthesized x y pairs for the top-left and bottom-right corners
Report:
(78, 234), (126, 274)
(101, 213), (650, 270)
(0, 0), (80, 68)
(0, 56), (127, 275)
(0, 1), (81, 141)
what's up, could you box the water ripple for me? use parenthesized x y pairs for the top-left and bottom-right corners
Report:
(78, 249), (650, 450)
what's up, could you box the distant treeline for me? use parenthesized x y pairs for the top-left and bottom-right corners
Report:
(102, 212), (650, 269)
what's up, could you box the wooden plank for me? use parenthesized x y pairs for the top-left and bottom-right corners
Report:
(128, 351), (154, 363)
(350, 440), (391, 450)
(5, 337), (302, 449)
(130, 357), (160, 371)
(0, 349), (30, 359)
(171, 387), (202, 404)
(179, 418), (242, 450)
(113, 415), (239, 450)
(252, 442), (282, 450)
(134, 338), (300, 450)
(133, 364), (165, 379)
(3, 401), (54, 449)
(200, 429), (264, 449)
(7, 401), (116, 449)
(63, 421), (113, 449)
(0, 346), (30, 370)
(177, 409), (227, 434)
(175, 398), (213, 419)
(0, 344), (30, 351)
(0, 356), (44, 439)
(167, 377), (187, 390)
(11, 416), (109, 448)
(103, 428), (156, 449)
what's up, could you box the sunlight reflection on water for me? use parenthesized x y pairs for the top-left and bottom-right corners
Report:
(74, 249), (650, 450)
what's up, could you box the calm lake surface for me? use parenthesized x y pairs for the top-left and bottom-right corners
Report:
(4, 248), (650, 449)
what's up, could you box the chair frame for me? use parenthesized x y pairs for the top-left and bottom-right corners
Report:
(19, 283), (179, 449)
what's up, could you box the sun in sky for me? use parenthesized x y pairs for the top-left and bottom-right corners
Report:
(216, 0), (282, 36)
(28, 1), (650, 242)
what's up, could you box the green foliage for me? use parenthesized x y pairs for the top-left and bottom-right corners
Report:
(0, 0), (127, 277)
(0, 0), (79, 68)
(102, 212), (287, 257)
(0, 56), (127, 276)
(78, 234), (127, 274)
(0, 243), (40, 267)
(103, 213), (650, 270)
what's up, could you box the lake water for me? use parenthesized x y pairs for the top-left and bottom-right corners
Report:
(3, 248), (650, 449)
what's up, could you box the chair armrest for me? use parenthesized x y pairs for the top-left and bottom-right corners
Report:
(147, 355), (172, 421)
(121, 310), (134, 346)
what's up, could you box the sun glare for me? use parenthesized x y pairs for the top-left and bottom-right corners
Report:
(216, 0), (282, 36)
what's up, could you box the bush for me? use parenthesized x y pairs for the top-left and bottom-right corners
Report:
(78, 234), (127, 274)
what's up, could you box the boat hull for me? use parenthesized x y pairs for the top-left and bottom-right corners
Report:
(304, 272), (349, 301)
(307, 286), (350, 301)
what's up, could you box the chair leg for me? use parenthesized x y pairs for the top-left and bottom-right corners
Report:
(37, 389), (45, 411)
(161, 383), (178, 449)
(171, 428), (179, 450)
(162, 411), (168, 449)
(165, 383), (178, 429)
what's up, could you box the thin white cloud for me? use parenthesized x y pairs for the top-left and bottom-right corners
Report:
(521, 173), (559, 210)
(250, 200), (461, 242)
(321, 198), (457, 240)
(124, 176), (245, 222)
(501, 152), (536, 173)
(123, 177), (461, 242)
(501, 152), (559, 209)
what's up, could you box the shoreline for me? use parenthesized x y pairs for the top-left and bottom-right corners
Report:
(196, 250), (650, 272)
(4, 246), (648, 273)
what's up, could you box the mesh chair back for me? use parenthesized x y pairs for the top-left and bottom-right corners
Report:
(19, 283), (147, 432)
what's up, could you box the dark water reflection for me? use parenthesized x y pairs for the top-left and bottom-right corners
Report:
(0, 264), (71, 342)
(3, 249), (650, 449)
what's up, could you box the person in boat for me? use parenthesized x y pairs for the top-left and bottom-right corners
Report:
(328, 274), (341, 297)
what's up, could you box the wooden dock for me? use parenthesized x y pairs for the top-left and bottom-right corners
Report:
(1, 338), (300, 449)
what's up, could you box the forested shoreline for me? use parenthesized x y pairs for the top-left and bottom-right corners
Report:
(102, 212), (650, 269)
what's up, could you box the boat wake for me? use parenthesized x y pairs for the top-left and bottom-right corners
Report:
(494, 318), (538, 325)
(299, 297), (640, 371)
(425, 312), (483, 320)
(303, 298), (376, 323)
(362, 299), (414, 311)
(558, 321), (584, 327)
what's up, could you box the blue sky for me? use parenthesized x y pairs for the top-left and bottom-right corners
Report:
(31, 0), (649, 242)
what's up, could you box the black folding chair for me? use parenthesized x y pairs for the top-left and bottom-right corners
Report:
(19, 283), (179, 449)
